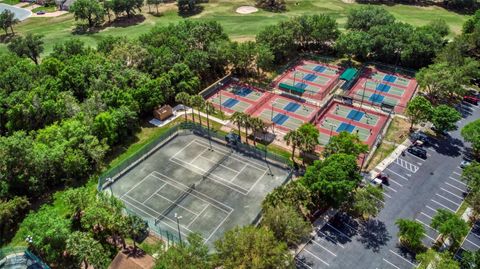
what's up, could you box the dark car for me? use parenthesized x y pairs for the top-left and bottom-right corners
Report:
(225, 132), (241, 145)
(410, 132), (429, 146)
(463, 95), (479, 105)
(407, 146), (427, 159)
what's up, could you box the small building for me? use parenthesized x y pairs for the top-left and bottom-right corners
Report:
(153, 105), (173, 121)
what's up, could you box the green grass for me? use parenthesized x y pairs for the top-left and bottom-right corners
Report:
(0, 0), (20, 5)
(31, 5), (57, 13)
(0, 0), (470, 55)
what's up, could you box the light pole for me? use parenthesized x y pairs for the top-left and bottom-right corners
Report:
(106, 177), (114, 194)
(174, 213), (183, 244)
(218, 82), (223, 117)
(324, 121), (337, 143)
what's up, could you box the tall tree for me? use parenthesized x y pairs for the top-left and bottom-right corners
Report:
(214, 226), (294, 269)
(323, 131), (368, 158)
(177, 0), (197, 14)
(66, 232), (110, 269)
(297, 123), (320, 155)
(461, 250), (480, 269)
(175, 92), (191, 122)
(346, 6), (395, 32)
(231, 111), (245, 139)
(417, 249), (460, 269)
(0, 196), (29, 244)
(461, 162), (480, 191)
(405, 96), (433, 130)
(352, 185), (384, 220)
(284, 129), (304, 164)
(431, 209), (469, 247)
(7, 34), (44, 65)
(431, 105), (461, 133)
(335, 31), (371, 61)
(395, 218), (426, 251)
(255, 0), (286, 12)
(0, 9), (19, 35)
(154, 233), (212, 269)
(262, 180), (312, 215)
(70, 0), (105, 28)
(461, 119), (480, 157)
(190, 95), (205, 127)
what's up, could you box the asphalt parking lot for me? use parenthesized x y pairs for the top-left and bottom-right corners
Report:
(295, 101), (479, 269)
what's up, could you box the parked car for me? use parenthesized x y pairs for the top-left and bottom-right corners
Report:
(463, 95), (479, 105)
(410, 132), (429, 146)
(36, 11), (46, 15)
(376, 173), (389, 185)
(460, 160), (471, 169)
(225, 132), (241, 145)
(407, 146), (427, 159)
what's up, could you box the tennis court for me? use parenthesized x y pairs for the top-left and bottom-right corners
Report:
(315, 101), (389, 147)
(109, 131), (290, 247)
(273, 60), (342, 102)
(252, 94), (320, 132)
(347, 66), (418, 113)
(206, 82), (272, 115)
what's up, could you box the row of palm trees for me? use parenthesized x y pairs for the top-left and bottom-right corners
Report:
(284, 124), (320, 165)
(175, 92), (216, 130)
(231, 111), (267, 146)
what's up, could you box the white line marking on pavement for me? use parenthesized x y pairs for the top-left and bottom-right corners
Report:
(426, 206), (438, 212)
(424, 232), (436, 241)
(406, 173), (412, 177)
(421, 212), (433, 219)
(303, 249), (330, 266)
(415, 219), (437, 232)
(436, 193), (461, 206)
(449, 177), (466, 186)
(441, 188), (464, 199)
(431, 199), (455, 212)
(453, 171), (461, 176)
(389, 178), (403, 187)
(389, 250), (417, 267)
(384, 192), (392, 198)
(385, 168), (409, 181)
(383, 258), (400, 269)
(326, 223), (351, 239)
(311, 240), (337, 256)
(317, 231), (345, 249)
(445, 182), (465, 192)
(386, 186), (398, 193)
(427, 148), (435, 152)
(465, 238), (480, 248)
(295, 257), (313, 269)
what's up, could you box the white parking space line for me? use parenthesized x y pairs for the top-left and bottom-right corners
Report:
(426, 205), (438, 213)
(440, 188), (464, 199)
(385, 168), (409, 181)
(326, 223), (351, 239)
(445, 182), (465, 192)
(303, 249), (330, 266)
(449, 176), (466, 186)
(427, 147), (436, 152)
(295, 257), (313, 269)
(465, 238), (480, 248)
(453, 171), (461, 176)
(311, 240), (337, 256)
(383, 258), (400, 269)
(386, 185), (398, 193)
(435, 193), (461, 206)
(317, 231), (345, 249)
(421, 212), (433, 219)
(431, 199), (455, 212)
(415, 218), (437, 232)
(394, 158), (419, 173)
(389, 250), (417, 267)
(384, 192), (392, 198)
(389, 178), (403, 187)
(406, 152), (426, 162)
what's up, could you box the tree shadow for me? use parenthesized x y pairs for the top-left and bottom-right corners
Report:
(178, 5), (204, 17)
(357, 218), (391, 253)
(0, 33), (15, 44)
(396, 245), (418, 264)
(104, 14), (146, 28)
(430, 136), (463, 157)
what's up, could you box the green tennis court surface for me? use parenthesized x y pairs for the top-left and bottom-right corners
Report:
(209, 95), (251, 113)
(364, 81), (405, 96)
(317, 117), (370, 144)
(257, 109), (303, 130)
(302, 63), (338, 75)
(225, 84), (264, 101)
(298, 72), (330, 85)
(271, 97), (316, 118)
(331, 105), (380, 126)
(280, 78), (323, 93)
(371, 72), (411, 87)
(353, 91), (399, 106)
(109, 133), (290, 247)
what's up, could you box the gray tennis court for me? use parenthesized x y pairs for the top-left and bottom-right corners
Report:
(109, 131), (290, 246)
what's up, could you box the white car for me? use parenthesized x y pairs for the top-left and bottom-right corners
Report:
(460, 160), (471, 169)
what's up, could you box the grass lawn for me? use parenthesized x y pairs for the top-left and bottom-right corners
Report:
(31, 5), (57, 13)
(365, 142), (396, 171)
(384, 116), (410, 145)
(0, 0), (20, 5)
(0, 0), (470, 55)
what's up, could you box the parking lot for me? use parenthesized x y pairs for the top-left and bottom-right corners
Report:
(296, 101), (479, 269)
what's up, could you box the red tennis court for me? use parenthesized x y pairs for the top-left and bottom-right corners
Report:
(251, 94), (320, 132)
(206, 82), (273, 115)
(348, 67), (418, 113)
(315, 100), (389, 148)
(273, 60), (342, 102)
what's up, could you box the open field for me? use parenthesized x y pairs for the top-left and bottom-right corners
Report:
(0, 0), (470, 54)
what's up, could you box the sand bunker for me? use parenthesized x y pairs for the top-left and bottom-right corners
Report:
(236, 6), (258, 14)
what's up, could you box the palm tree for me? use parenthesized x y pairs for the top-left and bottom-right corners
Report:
(284, 130), (304, 164)
(175, 92), (191, 122)
(249, 117), (265, 146)
(191, 95), (205, 126)
(231, 112), (244, 141)
(243, 114), (254, 145)
(204, 102), (215, 133)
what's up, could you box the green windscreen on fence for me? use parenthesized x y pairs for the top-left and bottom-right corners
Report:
(279, 83), (305, 94)
(340, 68), (358, 81)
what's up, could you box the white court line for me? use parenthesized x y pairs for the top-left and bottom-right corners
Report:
(449, 176), (466, 186)
(317, 231), (345, 249)
(189, 148), (209, 164)
(383, 258), (400, 269)
(204, 211), (232, 243)
(187, 204), (209, 228)
(295, 257), (313, 269)
(198, 155), (240, 174)
(151, 172), (234, 212)
(453, 171), (461, 176)
(389, 250), (417, 267)
(170, 140), (196, 160)
(435, 193), (461, 206)
(142, 182), (167, 203)
(385, 168), (409, 181)
(229, 164), (248, 182)
(426, 205), (438, 212)
(326, 223), (351, 239)
(311, 240), (337, 256)
(247, 169), (269, 193)
(421, 212), (433, 219)
(465, 238), (480, 248)
(302, 248), (330, 266)
(441, 188), (464, 199)
(386, 185), (398, 193)
(431, 199), (455, 212)
(152, 193), (200, 216)
(121, 173), (155, 199)
(445, 182), (465, 192)
(389, 178), (403, 187)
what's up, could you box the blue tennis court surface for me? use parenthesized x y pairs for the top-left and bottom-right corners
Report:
(272, 114), (289, 125)
(284, 102), (300, 112)
(347, 110), (365, 121)
(337, 122), (355, 133)
(295, 82), (308, 89)
(235, 87), (252, 97)
(304, 73), (317, 81)
(376, 83), (391, 92)
(369, 94), (385, 103)
(222, 98), (239, 108)
(313, 66), (326, 73)
(383, 75), (397, 83)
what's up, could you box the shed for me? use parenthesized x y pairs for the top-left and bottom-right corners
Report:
(153, 105), (173, 121)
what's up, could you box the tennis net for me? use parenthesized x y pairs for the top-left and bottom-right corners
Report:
(155, 183), (196, 225)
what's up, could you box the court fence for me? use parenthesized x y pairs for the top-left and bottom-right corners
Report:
(199, 74), (232, 99)
(0, 246), (50, 269)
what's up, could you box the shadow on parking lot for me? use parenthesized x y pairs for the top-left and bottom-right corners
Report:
(357, 219), (391, 252)
(396, 245), (417, 264)
(295, 256), (313, 269)
(458, 103), (474, 118)
(431, 137), (463, 157)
